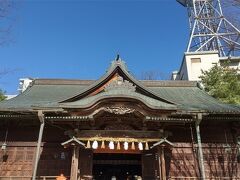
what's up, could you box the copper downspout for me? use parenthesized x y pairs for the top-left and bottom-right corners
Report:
(32, 111), (45, 180)
(195, 113), (206, 180)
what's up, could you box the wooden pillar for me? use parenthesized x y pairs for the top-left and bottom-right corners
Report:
(70, 145), (80, 180)
(159, 147), (166, 180)
(157, 150), (162, 180)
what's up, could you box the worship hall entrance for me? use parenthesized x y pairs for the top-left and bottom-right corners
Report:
(92, 153), (142, 180)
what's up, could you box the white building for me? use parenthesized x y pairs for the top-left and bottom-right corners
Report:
(5, 78), (33, 100)
(18, 78), (33, 93)
(172, 52), (240, 81)
(173, 0), (240, 81)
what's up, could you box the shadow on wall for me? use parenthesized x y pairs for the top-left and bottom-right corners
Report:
(206, 143), (239, 179)
(167, 143), (239, 179)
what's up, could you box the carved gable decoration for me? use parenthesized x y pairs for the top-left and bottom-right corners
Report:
(104, 75), (136, 93)
(103, 106), (135, 115)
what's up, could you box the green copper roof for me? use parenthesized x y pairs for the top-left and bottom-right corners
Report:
(0, 79), (239, 113)
(0, 58), (239, 114)
(46, 90), (177, 110)
(0, 83), (87, 110)
(150, 86), (240, 112)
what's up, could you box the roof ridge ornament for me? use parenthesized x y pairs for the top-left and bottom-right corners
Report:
(107, 54), (128, 72)
(104, 75), (136, 93)
(115, 54), (121, 61)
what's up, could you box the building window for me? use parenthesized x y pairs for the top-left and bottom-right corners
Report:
(191, 58), (201, 63)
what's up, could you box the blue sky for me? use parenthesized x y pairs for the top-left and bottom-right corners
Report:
(0, 0), (189, 94)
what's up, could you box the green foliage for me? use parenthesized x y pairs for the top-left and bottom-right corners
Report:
(0, 89), (6, 101)
(200, 63), (240, 104)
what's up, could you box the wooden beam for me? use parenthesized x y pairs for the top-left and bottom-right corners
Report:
(76, 130), (164, 139)
(93, 148), (141, 154)
(70, 146), (80, 180)
(160, 147), (166, 180)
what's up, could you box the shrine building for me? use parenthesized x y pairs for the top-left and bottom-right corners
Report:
(0, 57), (240, 180)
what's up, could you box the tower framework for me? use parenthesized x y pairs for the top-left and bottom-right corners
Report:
(177, 0), (240, 57)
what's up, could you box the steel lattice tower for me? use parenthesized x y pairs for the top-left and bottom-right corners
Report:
(177, 0), (240, 57)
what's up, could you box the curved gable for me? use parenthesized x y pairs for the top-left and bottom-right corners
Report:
(61, 57), (176, 106)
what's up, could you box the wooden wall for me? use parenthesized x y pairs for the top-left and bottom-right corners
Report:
(166, 121), (240, 179)
(0, 122), (71, 178)
(0, 119), (239, 179)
